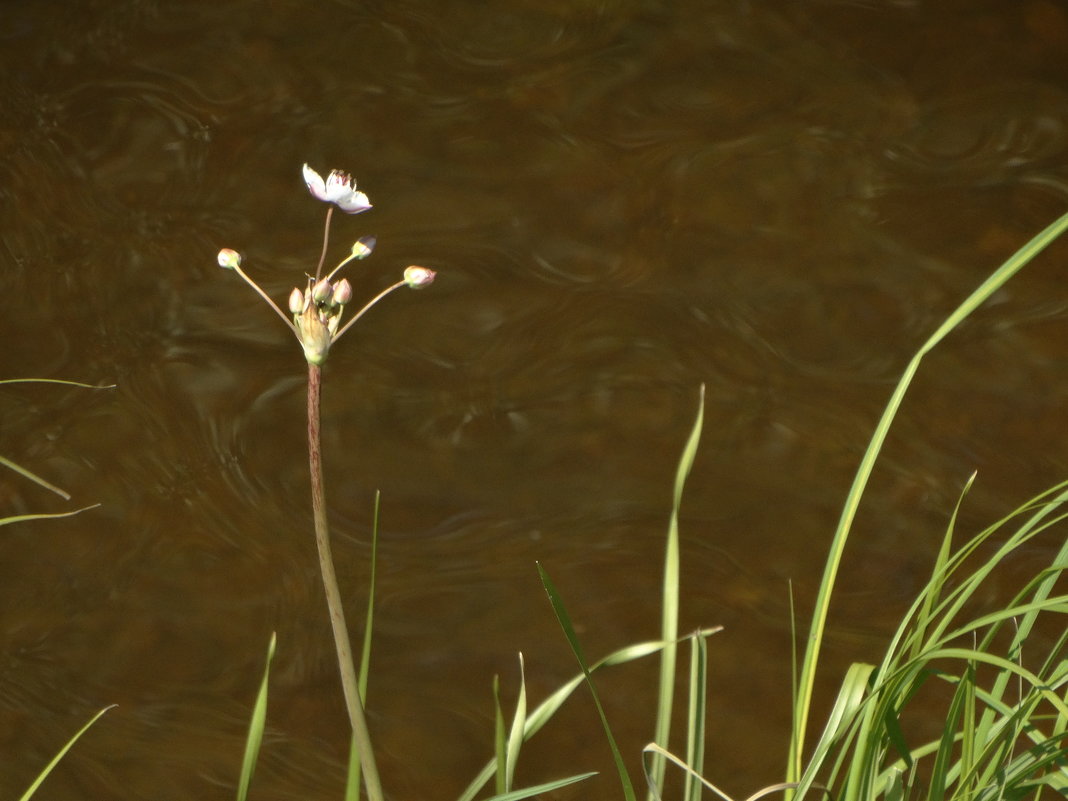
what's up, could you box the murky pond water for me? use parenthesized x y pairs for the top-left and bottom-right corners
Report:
(3, 1), (1068, 799)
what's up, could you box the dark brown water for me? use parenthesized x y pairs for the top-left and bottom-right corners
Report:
(3, 1), (1068, 799)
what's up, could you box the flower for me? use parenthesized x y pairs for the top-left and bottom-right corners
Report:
(302, 164), (372, 214)
(403, 265), (436, 288)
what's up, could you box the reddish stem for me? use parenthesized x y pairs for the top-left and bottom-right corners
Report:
(307, 362), (383, 801)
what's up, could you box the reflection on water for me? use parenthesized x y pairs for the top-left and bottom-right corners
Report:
(2, 1), (1068, 799)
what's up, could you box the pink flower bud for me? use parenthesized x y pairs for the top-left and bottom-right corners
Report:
(403, 265), (436, 289)
(312, 278), (333, 303)
(288, 288), (305, 314)
(332, 278), (353, 306)
(217, 248), (242, 269)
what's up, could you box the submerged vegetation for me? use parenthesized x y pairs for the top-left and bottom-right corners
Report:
(9, 174), (1068, 800)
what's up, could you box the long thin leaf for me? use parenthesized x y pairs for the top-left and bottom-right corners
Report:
(456, 628), (721, 801)
(0, 455), (72, 500)
(0, 377), (114, 499)
(480, 771), (598, 801)
(643, 743), (736, 801)
(19, 705), (116, 801)
(538, 562), (637, 801)
(505, 653), (528, 792)
(0, 505), (101, 528)
(909, 473), (975, 662)
(927, 663), (971, 801)
(0, 378), (115, 389)
(650, 383), (705, 799)
(347, 491), (382, 801)
(684, 631), (708, 801)
(237, 631), (276, 801)
(494, 675), (507, 795)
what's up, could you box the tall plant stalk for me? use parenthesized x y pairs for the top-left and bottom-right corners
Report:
(307, 361), (383, 801)
(218, 163), (436, 801)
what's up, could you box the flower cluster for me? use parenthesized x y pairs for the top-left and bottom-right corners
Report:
(287, 275), (353, 364)
(216, 164), (436, 366)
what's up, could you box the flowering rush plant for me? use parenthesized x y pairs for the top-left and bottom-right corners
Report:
(215, 164), (436, 801)
(217, 163), (435, 365)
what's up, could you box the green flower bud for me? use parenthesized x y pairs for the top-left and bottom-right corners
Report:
(351, 236), (376, 260)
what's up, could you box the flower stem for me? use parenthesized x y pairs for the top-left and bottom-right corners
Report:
(324, 252), (359, 284)
(315, 207), (334, 281)
(231, 264), (300, 338)
(307, 362), (384, 801)
(333, 280), (408, 343)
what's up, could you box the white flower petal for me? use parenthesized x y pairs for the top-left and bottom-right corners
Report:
(336, 191), (372, 214)
(302, 163), (328, 201)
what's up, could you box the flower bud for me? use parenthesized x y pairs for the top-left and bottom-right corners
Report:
(217, 248), (242, 269)
(351, 236), (376, 260)
(403, 265), (436, 289)
(332, 278), (353, 306)
(297, 307), (332, 365)
(312, 278), (333, 304)
(288, 288), (305, 314)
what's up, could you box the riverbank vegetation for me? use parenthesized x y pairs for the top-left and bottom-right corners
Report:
(12, 199), (1068, 801)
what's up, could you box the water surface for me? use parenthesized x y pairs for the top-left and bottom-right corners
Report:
(2, 2), (1068, 799)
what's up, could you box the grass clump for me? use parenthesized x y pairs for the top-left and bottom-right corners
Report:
(529, 211), (1068, 801)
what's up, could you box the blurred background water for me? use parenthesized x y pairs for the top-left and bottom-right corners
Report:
(2, 1), (1068, 799)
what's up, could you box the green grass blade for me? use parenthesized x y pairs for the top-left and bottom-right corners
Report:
(19, 705), (116, 801)
(651, 384), (705, 799)
(909, 473), (975, 662)
(0, 455), (73, 500)
(237, 631), (277, 801)
(958, 661), (977, 797)
(913, 647), (1068, 718)
(0, 378), (114, 500)
(684, 632), (709, 801)
(505, 653), (528, 792)
(494, 674), (507, 794)
(788, 209), (1068, 785)
(346, 491), (382, 801)
(538, 561), (637, 801)
(927, 664), (971, 801)
(0, 505), (101, 528)
(359, 491), (381, 699)
(793, 662), (874, 800)
(0, 378), (115, 389)
(642, 743), (739, 801)
(480, 771), (598, 801)
(456, 629), (720, 801)
(346, 490), (381, 801)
